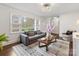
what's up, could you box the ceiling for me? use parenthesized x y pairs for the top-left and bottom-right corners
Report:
(3, 3), (79, 16)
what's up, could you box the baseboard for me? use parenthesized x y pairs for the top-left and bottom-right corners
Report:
(3, 39), (19, 46)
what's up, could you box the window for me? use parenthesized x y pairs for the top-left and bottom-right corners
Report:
(21, 17), (34, 32)
(34, 18), (40, 31)
(10, 15), (22, 33)
(11, 15), (40, 33)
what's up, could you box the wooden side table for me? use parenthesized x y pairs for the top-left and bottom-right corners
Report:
(62, 33), (72, 41)
(62, 33), (73, 56)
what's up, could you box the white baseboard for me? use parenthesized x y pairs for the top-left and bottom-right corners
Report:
(3, 39), (19, 46)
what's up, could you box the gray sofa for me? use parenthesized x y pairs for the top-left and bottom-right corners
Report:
(20, 30), (46, 46)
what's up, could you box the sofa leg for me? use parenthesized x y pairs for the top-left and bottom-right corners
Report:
(39, 41), (41, 47)
(46, 45), (48, 51)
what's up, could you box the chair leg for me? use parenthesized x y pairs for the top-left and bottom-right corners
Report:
(39, 41), (41, 47)
(46, 45), (48, 51)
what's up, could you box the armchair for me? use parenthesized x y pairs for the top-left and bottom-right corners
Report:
(39, 34), (57, 51)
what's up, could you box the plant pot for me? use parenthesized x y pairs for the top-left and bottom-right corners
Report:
(0, 43), (3, 51)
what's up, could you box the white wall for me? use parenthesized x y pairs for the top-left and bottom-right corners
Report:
(52, 17), (59, 34)
(40, 17), (49, 32)
(39, 17), (59, 34)
(0, 4), (40, 46)
(39, 12), (79, 36)
(59, 12), (79, 36)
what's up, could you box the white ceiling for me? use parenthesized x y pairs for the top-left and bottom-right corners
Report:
(3, 3), (79, 16)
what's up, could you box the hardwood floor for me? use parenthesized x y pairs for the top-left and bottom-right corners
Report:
(0, 43), (19, 56)
(0, 41), (73, 56)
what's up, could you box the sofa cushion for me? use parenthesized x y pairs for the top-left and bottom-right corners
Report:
(29, 35), (39, 39)
(36, 30), (42, 34)
(23, 32), (29, 35)
(28, 31), (35, 36)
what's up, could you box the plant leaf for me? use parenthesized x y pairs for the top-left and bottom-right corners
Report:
(0, 33), (8, 42)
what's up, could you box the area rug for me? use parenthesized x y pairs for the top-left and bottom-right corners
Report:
(13, 39), (69, 56)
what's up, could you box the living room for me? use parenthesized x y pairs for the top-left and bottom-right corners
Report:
(0, 3), (79, 56)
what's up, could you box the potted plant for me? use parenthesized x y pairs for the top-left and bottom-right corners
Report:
(0, 33), (8, 51)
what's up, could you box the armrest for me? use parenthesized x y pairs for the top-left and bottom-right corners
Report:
(20, 34), (29, 45)
(20, 34), (28, 38)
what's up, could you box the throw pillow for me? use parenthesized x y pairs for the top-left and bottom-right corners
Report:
(28, 31), (35, 36)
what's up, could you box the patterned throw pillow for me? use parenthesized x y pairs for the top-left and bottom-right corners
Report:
(36, 30), (42, 34)
(28, 31), (35, 36)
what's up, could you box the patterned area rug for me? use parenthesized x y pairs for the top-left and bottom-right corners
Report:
(13, 39), (69, 56)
